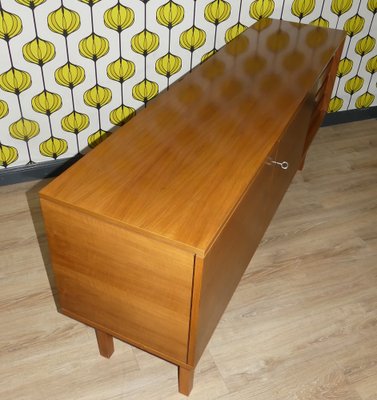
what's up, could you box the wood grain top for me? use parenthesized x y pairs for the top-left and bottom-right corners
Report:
(40, 19), (346, 256)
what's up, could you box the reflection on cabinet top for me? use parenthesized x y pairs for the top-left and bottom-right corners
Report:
(40, 19), (346, 256)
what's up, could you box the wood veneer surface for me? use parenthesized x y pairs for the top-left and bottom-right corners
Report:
(40, 19), (346, 256)
(188, 94), (314, 366)
(40, 199), (194, 364)
(1, 120), (376, 399)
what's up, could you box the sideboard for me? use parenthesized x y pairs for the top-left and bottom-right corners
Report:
(40, 19), (346, 395)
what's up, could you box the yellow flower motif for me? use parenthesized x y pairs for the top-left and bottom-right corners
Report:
(355, 35), (376, 56)
(110, 105), (136, 126)
(48, 6), (81, 37)
(0, 143), (18, 168)
(32, 90), (62, 115)
(310, 16), (330, 27)
(355, 92), (375, 109)
(328, 96), (343, 112)
(155, 53), (182, 78)
(180, 26), (206, 52)
(250, 0), (275, 21)
(55, 62), (86, 88)
(366, 55), (377, 74)
(132, 79), (159, 104)
(0, 67), (31, 94)
(79, 0), (102, 5)
(201, 49), (217, 63)
(131, 30), (159, 56)
(61, 111), (89, 134)
(204, 0), (231, 25)
(79, 33), (109, 61)
(330, 0), (352, 16)
(156, 1), (184, 28)
(9, 118), (40, 141)
(337, 57), (353, 77)
(367, 0), (377, 13)
(0, 9), (22, 41)
(15, 0), (46, 8)
(225, 23), (247, 43)
(291, 0), (315, 20)
(88, 130), (110, 148)
(107, 58), (135, 83)
(104, 3), (134, 32)
(23, 38), (55, 66)
(344, 14), (365, 37)
(0, 100), (9, 119)
(344, 75), (364, 95)
(84, 85), (112, 109)
(39, 137), (68, 159)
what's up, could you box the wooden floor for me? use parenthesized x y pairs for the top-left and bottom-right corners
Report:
(1, 120), (376, 400)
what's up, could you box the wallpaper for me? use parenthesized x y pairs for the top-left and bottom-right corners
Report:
(0, 0), (376, 169)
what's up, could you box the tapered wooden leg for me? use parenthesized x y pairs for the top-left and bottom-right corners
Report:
(95, 329), (114, 358)
(178, 366), (194, 396)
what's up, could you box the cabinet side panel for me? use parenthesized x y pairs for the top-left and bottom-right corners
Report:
(188, 158), (275, 365)
(40, 199), (194, 363)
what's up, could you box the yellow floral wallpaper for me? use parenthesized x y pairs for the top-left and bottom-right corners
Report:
(0, 0), (376, 168)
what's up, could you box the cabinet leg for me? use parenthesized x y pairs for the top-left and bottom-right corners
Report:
(178, 365), (194, 396)
(95, 329), (114, 358)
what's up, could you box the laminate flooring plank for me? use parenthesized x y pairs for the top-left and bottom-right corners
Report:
(0, 120), (376, 399)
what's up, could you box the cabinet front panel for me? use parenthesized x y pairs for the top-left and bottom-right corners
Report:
(189, 97), (314, 365)
(41, 200), (194, 364)
(270, 97), (313, 208)
(189, 152), (276, 365)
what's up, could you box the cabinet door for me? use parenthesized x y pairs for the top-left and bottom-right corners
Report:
(188, 149), (277, 365)
(188, 97), (314, 366)
(269, 96), (313, 209)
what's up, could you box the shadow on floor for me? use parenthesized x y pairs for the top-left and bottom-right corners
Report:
(26, 178), (60, 310)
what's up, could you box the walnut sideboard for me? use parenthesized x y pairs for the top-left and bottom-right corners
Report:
(40, 19), (345, 396)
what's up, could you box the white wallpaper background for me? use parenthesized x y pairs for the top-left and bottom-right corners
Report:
(0, 0), (376, 169)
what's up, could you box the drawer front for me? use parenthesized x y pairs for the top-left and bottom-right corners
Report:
(41, 199), (194, 364)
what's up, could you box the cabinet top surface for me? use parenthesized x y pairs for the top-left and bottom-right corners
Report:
(40, 19), (345, 256)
